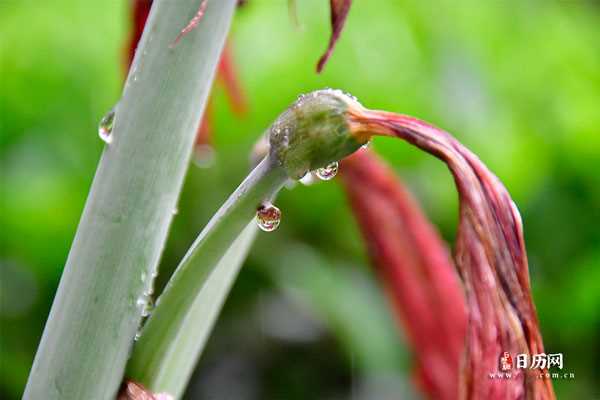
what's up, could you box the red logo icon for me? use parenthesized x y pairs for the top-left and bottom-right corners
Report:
(500, 352), (513, 371)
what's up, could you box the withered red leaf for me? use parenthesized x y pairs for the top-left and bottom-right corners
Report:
(347, 108), (555, 399)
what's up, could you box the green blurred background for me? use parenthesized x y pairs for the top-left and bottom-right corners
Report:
(1, 0), (599, 398)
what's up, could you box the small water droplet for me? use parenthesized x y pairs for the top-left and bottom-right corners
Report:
(342, 91), (358, 101)
(193, 144), (216, 168)
(299, 171), (318, 186)
(315, 162), (339, 181)
(172, 207), (179, 215)
(256, 203), (281, 232)
(98, 108), (115, 144)
(141, 305), (153, 318)
(361, 140), (371, 149)
(134, 331), (141, 341)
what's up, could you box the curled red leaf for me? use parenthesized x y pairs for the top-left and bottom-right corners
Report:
(347, 108), (555, 399)
(341, 149), (467, 400)
(316, 0), (353, 73)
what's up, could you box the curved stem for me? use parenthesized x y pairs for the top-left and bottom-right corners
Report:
(127, 156), (288, 397)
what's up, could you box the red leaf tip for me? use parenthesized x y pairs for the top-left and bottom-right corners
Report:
(316, 0), (353, 73)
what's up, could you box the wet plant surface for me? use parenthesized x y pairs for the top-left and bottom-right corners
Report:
(2, 1), (599, 399)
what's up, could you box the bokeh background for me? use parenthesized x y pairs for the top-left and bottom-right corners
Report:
(1, 0), (599, 399)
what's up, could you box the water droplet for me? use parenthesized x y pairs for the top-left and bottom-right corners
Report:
(137, 293), (154, 318)
(299, 171), (318, 186)
(343, 91), (358, 101)
(98, 108), (115, 144)
(361, 140), (371, 150)
(315, 162), (339, 181)
(256, 203), (281, 232)
(134, 331), (142, 341)
(172, 207), (179, 215)
(193, 144), (216, 168)
(141, 305), (153, 317)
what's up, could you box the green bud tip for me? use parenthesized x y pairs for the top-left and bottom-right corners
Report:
(268, 89), (369, 179)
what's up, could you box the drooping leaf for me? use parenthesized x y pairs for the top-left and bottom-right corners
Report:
(346, 107), (556, 399)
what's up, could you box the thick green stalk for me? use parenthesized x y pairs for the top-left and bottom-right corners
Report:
(23, 1), (237, 399)
(127, 156), (288, 397)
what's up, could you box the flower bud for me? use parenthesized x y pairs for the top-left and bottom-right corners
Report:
(268, 89), (368, 179)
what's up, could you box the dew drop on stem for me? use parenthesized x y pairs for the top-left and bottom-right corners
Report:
(315, 161), (339, 181)
(98, 108), (116, 144)
(256, 203), (281, 232)
(193, 144), (216, 168)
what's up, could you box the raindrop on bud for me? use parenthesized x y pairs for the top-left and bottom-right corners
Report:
(315, 161), (339, 181)
(256, 203), (281, 232)
(299, 171), (318, 186)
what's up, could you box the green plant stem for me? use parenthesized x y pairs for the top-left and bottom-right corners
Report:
(23, 1), (237, 399)
(127, 156), (288, 397)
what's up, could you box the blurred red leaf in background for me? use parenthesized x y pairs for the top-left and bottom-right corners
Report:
(341, 149), (467, 400)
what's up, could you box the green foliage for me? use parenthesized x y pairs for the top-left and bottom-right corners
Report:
(1, 0), (599, 399)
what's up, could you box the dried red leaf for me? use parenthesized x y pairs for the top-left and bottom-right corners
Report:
(316, 0), (353, 73)
(346, 108), (555, 399)
(340, 149), (467, 400)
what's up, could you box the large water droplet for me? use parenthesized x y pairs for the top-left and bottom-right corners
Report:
(98, 108), (115, 144)
(256, 203), (281, 232)
(315, 162), (339, 181)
